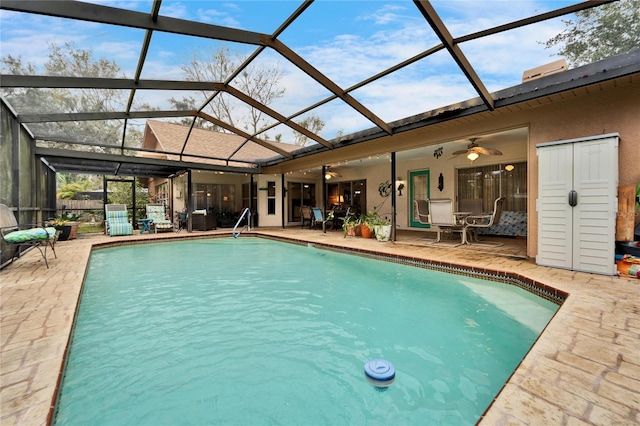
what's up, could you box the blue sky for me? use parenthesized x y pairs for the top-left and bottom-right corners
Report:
(0, 1), (579, 141)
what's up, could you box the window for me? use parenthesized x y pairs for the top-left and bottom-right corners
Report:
(193, 183), (236, 214)
(267, 181), (276, 215)
(154, 182), (168, 205)
(326, 180), (365, 214)
(457, 162), (527, 213)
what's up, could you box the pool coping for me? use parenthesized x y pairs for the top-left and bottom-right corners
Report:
(1, 229), (638, 425)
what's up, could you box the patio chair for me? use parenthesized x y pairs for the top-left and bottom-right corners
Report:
(175, 211), (188, 233)
(465, 197), (505, 246)
(146, 204), (173, 232)
(414, 199), (430, 225)
(311, 207), (333, 231)
(104, 204), (133, 236)
(300, 206), (312, 228)
(427, 198), (469, 245)
(330, 204), (351, 231)
(0, 203), (58, 268)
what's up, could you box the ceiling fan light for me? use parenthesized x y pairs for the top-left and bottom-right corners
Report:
(467, 152), (479, 161)
(325, 173), (332, 180)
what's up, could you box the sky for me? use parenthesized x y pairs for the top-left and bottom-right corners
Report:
(0, 0), (581, 143)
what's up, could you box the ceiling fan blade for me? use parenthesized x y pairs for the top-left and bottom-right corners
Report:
(475, 146), (502, 155)
(452, 149), (469, 156)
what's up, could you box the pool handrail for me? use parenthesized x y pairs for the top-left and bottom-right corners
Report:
(232, 208), (251, 238)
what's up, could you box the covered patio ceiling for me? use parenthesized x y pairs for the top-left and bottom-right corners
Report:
(0, 0), (631, 177)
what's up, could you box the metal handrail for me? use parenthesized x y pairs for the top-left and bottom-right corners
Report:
(232, 208), (251, 238)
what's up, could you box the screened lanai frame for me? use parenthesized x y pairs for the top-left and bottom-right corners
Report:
(0, 0), (618, 176)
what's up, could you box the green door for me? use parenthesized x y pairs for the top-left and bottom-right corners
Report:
(409, 170), (430, 228)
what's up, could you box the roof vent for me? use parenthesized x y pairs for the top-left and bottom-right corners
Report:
(522, 59), (568, 83)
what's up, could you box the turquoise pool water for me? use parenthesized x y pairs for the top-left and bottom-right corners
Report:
(53, 238), (558, 425)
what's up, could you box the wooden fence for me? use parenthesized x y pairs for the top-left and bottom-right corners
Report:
(56, 199), (104, 222)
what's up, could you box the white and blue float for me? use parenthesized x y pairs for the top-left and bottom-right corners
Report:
(364, 359), (395, 388)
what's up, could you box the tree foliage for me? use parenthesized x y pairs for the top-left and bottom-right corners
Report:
(1, 42), (148, 148)
(171, 47), (289, 139)
(171, 46), (327, 145)
(544, 0), (640, 67)
(293, 115), (326, 147)
(106, 180), (151, 219)
(57, 180), (92, 200)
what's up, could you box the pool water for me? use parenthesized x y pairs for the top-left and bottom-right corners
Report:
(53, 238), (558, 425)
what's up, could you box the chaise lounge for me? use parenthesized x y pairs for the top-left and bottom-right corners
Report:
(104, 204), (134, 236)
(0, 204), (58, 268)
(146, 204), (173, 232)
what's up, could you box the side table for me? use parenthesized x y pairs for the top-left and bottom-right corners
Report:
(139, 218), (153, 234)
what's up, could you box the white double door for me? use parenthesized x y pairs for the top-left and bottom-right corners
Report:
(537, 134), (619, 275)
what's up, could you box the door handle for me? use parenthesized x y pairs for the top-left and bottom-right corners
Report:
(568, 190), (578, 207)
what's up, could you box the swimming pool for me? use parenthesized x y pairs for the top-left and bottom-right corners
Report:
(53, 237), (558, 425)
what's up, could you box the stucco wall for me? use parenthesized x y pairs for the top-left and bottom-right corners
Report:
(526, 81), (640, 257)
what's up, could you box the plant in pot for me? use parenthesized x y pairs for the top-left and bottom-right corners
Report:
(49, 217), (71, 241)
(342, 213), (361, 237)
(374, 216), (392, 242)
(60, 212), (81, 239)
(360, 211), (378, 239)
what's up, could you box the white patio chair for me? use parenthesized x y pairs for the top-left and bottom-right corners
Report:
(465, 197), (505, 246)
(427, 198), (469, 245)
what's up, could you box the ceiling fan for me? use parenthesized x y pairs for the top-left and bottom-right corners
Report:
(452, 138), (502, 161)
(324, 167), (341, 180)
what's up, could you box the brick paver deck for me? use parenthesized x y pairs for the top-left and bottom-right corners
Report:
(1, 229), (638, 425)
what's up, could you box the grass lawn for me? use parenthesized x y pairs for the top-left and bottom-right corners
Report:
(78, 223), (103, 234)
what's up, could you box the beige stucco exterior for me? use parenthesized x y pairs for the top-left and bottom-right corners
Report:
(266, 75), (640, 259)
(143, 75), (638, 261)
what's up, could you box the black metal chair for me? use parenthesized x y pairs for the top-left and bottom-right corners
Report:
(0, 204), (58, 268)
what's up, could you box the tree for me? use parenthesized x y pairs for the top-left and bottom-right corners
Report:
(57, 180), (92, 200)
(544, 0), (640, 67)
(106, 180), (150, 219)
(292, 115), (326, 147)
(171, 46), (287, 138)
(1, 42), (151, 148)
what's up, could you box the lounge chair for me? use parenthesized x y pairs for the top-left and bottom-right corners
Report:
(427, 198), (468, 245)
(465, 197), (505, 246)
(105, 204), (133, 236)
(0, 203), (58, 268)
(146, 204), (173, 232)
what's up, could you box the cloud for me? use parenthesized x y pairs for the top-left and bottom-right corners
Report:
(0, 0), (577, 141)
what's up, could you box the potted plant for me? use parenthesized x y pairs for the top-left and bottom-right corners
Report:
(360, 211), (378, 239)
(342, 214), (361, 237)
(49, 217), (71, 241)
(374, 216), (392, 242)
(360, 210), (392, 241)
(60, 212), (81, 239)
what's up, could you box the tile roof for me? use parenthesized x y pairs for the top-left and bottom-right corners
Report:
(144, 120), (300, 166)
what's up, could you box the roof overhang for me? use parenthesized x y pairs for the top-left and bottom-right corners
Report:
(262, 48), (640, 167)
